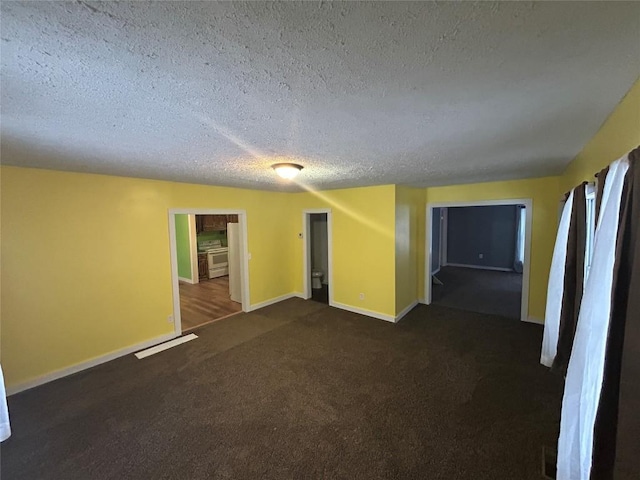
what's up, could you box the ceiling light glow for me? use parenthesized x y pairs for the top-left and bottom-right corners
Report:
(272, 163), (303, 179)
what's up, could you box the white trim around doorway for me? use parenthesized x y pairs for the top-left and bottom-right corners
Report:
(189, 214), (199, 284)
(302, 209), (334, 304)
(424, 198), (533, 322)
(168, 208), (250, 336)
(441, 207), (448, 266)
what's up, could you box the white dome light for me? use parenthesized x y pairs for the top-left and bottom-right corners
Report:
(272, 163), (303, 179)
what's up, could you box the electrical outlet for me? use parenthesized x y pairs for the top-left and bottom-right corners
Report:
(167, 314), (174, 324)
(359, 293), (365, 300)
(479, 253), (484, 259)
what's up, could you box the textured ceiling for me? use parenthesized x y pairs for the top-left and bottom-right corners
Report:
(1, 1), (639, 191)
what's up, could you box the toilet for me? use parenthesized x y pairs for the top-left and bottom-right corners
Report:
(311, 271), (323, 289)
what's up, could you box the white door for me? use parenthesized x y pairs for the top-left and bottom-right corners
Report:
(227, 222), (242, 303)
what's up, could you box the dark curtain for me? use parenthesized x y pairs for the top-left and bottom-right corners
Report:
(591, 146), (640, 479)
(595, 166), (609, 221)
(551, 182), (587, 375)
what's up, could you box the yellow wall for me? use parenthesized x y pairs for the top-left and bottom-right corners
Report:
(424, 176), (560, 320)
(290, 185), (397, 318)
(395, 186), (424, 314)
(5, 77), (636, 389)
(0, 166), (294, 388)
(0, 166), (559, 389)
(561, 78), (640, 190)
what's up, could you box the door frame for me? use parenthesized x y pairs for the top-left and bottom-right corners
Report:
(168, 208), (250, 336)
(441, 207), (448, 266)
(424, 198), (533, 322)
(189, 214), (199, 284)
(302, 209), (334, 303)
(430, 207), (445, 275)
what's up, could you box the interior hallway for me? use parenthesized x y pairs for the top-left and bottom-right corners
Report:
(432, 266), (523, 320)
(179, 276), (241, 330)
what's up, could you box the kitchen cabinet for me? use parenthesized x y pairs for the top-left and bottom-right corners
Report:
(203, 215), (226, 231)
(196, 214), (237, 233)
(198, 253), (208, 280)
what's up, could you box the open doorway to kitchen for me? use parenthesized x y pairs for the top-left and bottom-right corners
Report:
(425, 199), (532, 321)
(303, 209), (333, 304)
(169, 209), (249, 334)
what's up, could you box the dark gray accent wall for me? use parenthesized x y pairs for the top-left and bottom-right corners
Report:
(431, 208), (441, 274)
(447, 205), (518, 270)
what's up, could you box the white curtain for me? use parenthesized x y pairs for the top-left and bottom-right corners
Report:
(556, 156), (629, 480)
(517, 206), (526, 264)
(540, 191), (574, 367)
(513, 206), (526, 272)
(0, 365), (11, 442)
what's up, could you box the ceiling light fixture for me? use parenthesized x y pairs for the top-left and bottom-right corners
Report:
(272, 163), (303, 179)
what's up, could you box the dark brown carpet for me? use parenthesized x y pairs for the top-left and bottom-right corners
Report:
(432, 266), (523, 320)
(2, 298), (562, 479)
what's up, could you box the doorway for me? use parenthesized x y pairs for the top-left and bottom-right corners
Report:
(425, 199), (532, 321)
(169, 209), (250, 335)
(303, 209), (333, 304)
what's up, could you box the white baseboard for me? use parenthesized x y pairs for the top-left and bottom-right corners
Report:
(418, 298), (427, 304)
(431, 267), (441, 275)
(178, 276), (197, 284)
(248, 293), (303, 311)
(7, 332), (177, 396)
(522, 316), (544, 325)
(330, 301), (396, 323)
(249, 292), (396, 323)
(446, 262), (514, 272)
(395, 300), (419, 323)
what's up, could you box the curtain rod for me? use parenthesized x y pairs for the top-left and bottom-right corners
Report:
(562, 181), (589, 202)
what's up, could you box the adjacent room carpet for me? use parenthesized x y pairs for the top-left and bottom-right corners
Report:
(2, 298), (563, 480)
(432, 266), (523, 320)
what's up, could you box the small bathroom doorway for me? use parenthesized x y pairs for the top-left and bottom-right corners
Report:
(303, 209), (332, 304)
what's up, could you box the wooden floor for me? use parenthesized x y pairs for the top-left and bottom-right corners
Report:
(179, 276), (242, 331)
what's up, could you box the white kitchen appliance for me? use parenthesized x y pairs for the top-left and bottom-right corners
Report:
(204, 240), (229, 279)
